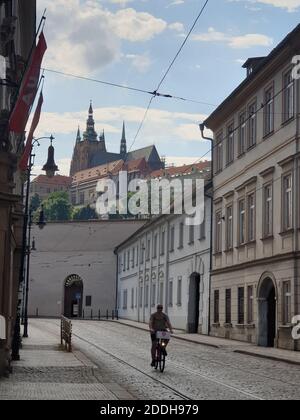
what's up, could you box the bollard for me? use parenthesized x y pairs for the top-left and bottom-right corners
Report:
(106, 309), (109, 320)
(36, 308), (39, 318)
(98, 309), (101, 320)
(116, 309), (119, 320)
(112, 310), (115, 320)
(82, 310), (85, 319)
(91, 309), (93, 320)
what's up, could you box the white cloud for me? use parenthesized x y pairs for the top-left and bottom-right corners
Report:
(38, 0), (168, 74)
(230, 0), (300, 12)
(124, 54), (152, 72)
(165, 156), (210, 166)
(169, 22), (185, 32)
(191, 27), (273, 49)
(32, 106), (210, 146)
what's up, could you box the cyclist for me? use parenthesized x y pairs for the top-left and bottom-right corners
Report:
(149, 304), (174, 367)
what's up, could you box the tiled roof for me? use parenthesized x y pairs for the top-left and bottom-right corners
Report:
(150, 161), (211, 179)
(32, 175), (72, 186)
(72, 160), (123, 183)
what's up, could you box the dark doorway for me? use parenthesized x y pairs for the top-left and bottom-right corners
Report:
(258, 277), (276, 348)
(64, 275), (83, 318)
(187, 273), (200, 333)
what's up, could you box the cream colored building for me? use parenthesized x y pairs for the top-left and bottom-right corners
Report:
(204, 25), (300, 351)
(115, 190), (211, 334)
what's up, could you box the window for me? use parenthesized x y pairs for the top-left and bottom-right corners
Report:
(247, 193), (255, 242)
(170, 226), (175, 252)
(159, 283), (164, 305)
(145, 284), (149, 308)
(226, 123), (234, 165)
(160, 231), (165, 256)
(168, 281), (173, 307)
(215, 210), (222, 253)
(79, 192), (85, 205)
(139, 286), (143, 308)
(282, 281), (291, 325)
(153, 234), (158, 259)
(151, 283), (156, 307)
(283, 70), (294, 122)
(247, 286), (254, 324)
(283, 174), (293, 231)
(215, 133), (223, 173)
(238, 287), (245, 325)
(226, 205), (233, 250)
(118, 255), (122, 274)
(123, 253), (126, 272)
(71, 194), (76, 205)
(248, 102), (257, 148)
(127, 251), (130, 270)
(140, 244), (144, 264)
(225, 289), (231, 324)
(189, 224), (194, 245)
(200, 209), (206, 240)
(263, 184), (273, 237)
(264, 86), (274, 136)
(123, 290), (128, 310)
(179, 222), (184, 248)
(132, 248), (135, 268)
(238, 199), (246, 245)
(146, 239), (151, 261)
(85, 296), (92, 307)
(131, 288), (134, 309)
(214, 290), (220, 324)
(136, 247), (139, 266)
(238, 112), (246, 156)
(177, 277), (182, 306)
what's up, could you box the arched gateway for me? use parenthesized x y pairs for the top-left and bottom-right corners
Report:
(64, 275), (84, 318)
(258, 275), (277, 348)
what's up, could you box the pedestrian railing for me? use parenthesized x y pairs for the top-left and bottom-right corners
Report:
(61, 316), (72, 352)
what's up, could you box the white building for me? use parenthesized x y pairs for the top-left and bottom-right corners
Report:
(29, 220), (145, 318)
(115, 190), (211, 334)
(204, 25), (300, 351)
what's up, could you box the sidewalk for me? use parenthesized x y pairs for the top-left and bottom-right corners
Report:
(0, 322), (134, 400)
(114, 319), (300, 366)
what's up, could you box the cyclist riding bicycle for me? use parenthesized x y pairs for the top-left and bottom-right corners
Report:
(149, 304), (173, 367)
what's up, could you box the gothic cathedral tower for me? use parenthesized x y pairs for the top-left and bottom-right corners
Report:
(70, 102), (107, 176)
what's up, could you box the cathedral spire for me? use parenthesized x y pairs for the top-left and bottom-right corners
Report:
(76, 126), (81, 143)
(83, 101), (97, 142)
(120, 121), (127, 157)
(99, 129), (107, 152)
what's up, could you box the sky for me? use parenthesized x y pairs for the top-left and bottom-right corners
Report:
(32, 0), (300, 176)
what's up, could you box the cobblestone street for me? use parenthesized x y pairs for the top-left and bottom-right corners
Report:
(1, 319), (298, 400)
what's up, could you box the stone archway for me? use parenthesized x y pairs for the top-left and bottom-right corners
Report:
(258, 275), (277, 347)
(187, 272), (201, 333)
(64, 275), (83, 318)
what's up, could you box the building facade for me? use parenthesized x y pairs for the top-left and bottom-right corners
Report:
(204, 25), (300, 351)
(30, 175), (72, 202)
(115, 191), (211, 334)
(0, 0), (36, 376)
(28, 220), (146, 319)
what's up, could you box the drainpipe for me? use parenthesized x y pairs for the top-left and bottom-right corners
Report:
(200, 123), (214, 336)
(294, 76), (300, 351)
(165, 220), (170, 315)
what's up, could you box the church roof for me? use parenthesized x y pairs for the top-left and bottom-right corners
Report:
(127, 145), (158, 162)
(72, 160), (123, 183)
(32, 175), (72, 186)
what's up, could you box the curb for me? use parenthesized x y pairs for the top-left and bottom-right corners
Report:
(112, 320), (220, 349)
(234, 350), (300, 366)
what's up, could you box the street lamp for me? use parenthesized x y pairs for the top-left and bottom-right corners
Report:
(12, 136), (59, 358)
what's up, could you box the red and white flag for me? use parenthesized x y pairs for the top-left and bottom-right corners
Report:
(9, 31), (47, 133)
(19, 91), (44, 172)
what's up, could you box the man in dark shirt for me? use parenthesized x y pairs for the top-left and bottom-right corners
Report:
(149, 305), (173, 367)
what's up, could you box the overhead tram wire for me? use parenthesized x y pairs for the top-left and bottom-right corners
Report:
(124, 0), (210, 159)
(42, 67), (216, 107)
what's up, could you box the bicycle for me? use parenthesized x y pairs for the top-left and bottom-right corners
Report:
(154, 331), (171, 373)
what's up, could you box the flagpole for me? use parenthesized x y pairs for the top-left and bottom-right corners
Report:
(7, 10), (47, 124)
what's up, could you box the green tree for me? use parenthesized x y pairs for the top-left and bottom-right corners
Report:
(72, 205), (98, 221)
(42, 191), (72, 221)
(30, 194), (41, 212)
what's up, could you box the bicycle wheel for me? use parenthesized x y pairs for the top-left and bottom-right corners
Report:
(155, 344), (160, 370)
(159, 347), (166, 373)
